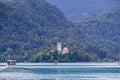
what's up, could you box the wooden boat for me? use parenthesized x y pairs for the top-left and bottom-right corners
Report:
(6, 60), (16, 66)
(54, 61), (58, 64)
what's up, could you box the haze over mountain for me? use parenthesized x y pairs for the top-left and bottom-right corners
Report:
(48, 0), (120, 21)
(75, 9), (120, 44)
(0, 0), (120, 62)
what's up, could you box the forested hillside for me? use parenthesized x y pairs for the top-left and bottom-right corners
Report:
(75, 9), (120, 44)
(0, 0), (87, 62)
(0, 0), (120, 62)
(75, 9), (120, 61)
(47, 0), (120, 21)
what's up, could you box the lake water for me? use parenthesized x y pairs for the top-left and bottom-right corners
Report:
(0, 63), (120, 80)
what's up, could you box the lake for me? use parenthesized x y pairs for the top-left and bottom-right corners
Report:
(0, 63), (120, 80)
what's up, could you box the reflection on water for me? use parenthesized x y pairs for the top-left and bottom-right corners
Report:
(0, 63), (120, 80)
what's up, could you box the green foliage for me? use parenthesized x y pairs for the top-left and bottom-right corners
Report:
(0, 0), (83, 62)
(76, 9), (120, 44)
(75, 9), (120, 61)
(47, 0), (120, 21)
(30, 49), (93, 62)
(0, 0), (119, 62)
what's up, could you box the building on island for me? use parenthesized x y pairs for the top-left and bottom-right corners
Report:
(62, 47), (69, 54)
(57, 43), (62, 52)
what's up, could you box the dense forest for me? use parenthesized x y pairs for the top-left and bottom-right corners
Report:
(75, 9), (120, 44)
(0, 0), (120, 62)
(30, 49), (93, 63)
(74, 9), (120, 62)
(48, 0), (120, 21)
(0, 0), (86, 62)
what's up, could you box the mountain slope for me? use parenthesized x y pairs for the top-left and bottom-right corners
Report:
(0, 0), (84, 62)
(75, 9), (120, 60)
(0, 0), (120, 62)
(75, 9), (120, 44)
(47, 0), (120, 21)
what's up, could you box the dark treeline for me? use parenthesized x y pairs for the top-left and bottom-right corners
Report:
(30, 49), (93, 63)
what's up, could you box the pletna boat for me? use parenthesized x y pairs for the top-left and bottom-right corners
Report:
(6, 60), (16, 66)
